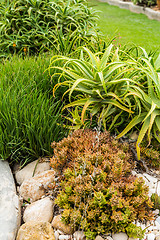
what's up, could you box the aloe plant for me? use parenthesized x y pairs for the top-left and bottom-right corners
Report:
(50, 45), (138, 128)
(117, 53), (160, 159)
(50, 45), (160, 159)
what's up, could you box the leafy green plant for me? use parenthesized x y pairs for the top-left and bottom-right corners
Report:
(131, 0), (156, 7)
(50, 44), (135, 128)
(51, 129), (153, 239)
(151, 193), (160, 212)
(50, 45), (160, 160)
(0, 0), (98, 57)
(117, 51), (160, 159)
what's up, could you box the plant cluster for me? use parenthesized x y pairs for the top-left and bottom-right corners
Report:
(50, 45), (160, 159)
(51, 129), (153, 239)
(151, 193), (160, 212)
(0, 55), (67, 165)
(131, 0), (156, 7)
(0, 0), (98, 57)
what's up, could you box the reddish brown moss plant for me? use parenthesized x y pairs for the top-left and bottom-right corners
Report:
(50, 129), (153, 239)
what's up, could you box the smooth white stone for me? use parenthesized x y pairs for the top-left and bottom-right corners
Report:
(23, 197), (54, 223)
(147, 233), (156, 240)
(155, 220), (160, 231)
(95, 235), (104, 240)
(59, 235), (72, 240)
(15, 158), (50, 185)
(143, 173), (157, 184)
(106, 237), (113, 240)
(73, 231), (85, 240)
(155, 234), (160, 240)
(57, 230), (65, 235)
(54, 230), (59, 240)
(157, 182), (160, 196)
(112, 232), (128, 240)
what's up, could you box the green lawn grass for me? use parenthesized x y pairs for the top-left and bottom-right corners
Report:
(89, 0), (160, 51)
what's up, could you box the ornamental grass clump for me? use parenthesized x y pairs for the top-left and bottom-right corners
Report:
(50, 129), (153, 239)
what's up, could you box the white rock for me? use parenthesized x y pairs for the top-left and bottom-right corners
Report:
(112, 232), (128, 240)
(23, 197), (54, 223)
(147, 233), (156, 240)
(157, 182), (160, 196)
(153, 209), (160, 216)
(95, 235), (104, 240)
(155, 220), (160, 231)
(155, 234), (160, 240)
(15, 158), (50, 185)
(54, 230), (59, 240)
(131, 170), (137, 176)
(59, 235), (72, 240)
(19, 170), (55, 202)
(0, 161), (21, 240)
(143, 173), (157, 184)
(73, 231), (85, 240)
(57, 229), (65, 235)
(106, 237), (113, 240)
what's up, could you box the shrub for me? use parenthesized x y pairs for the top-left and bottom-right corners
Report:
(0, 0), (98, 57)
(131, 0), (156, 7)
(0, 55), (67, 165)
(50, 129), (153, 239)
(50, 45), (160, 160)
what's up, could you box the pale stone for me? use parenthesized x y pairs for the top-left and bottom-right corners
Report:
(112, 232), (128, 240)
(16, 221), (55, 240)
(19, 170), (55, 202)
(153, 209), (160, 216)
(106, 237), (113, 240)
(147, 233), (156, 240)
(156, 235), (160, 240)
(57, 230), (65, 235)
(23, 197), (54, 223)
(59, 235), (72, 240)
(54, 231), (59, 240)
(155, 220), (160, 231)
(0, 161), (21, 240)
(51, 215), (73, 235)
(73, 231), (86, 240)
(157, 182), (160, 196)
(143, 173), (157, 184)
(95, 235), (104, 240)
(15, 158), (50, 185)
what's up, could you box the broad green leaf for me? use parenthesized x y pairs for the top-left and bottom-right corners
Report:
(117, 113), (146, 139)
(82, 47), (98, 69)
(136, 116), (151, 160)
(143, 101), (156, 122)
(100, 43), (113, 70)
(109, 111), (122, 130)
(154, 54), (160, 70)
(102, 99), (133, 113)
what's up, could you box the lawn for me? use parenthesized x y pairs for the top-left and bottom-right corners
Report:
(89, 0), (160, 51)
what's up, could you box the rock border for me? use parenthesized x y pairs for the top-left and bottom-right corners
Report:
(99, 0), (160, 21)
(0, 161), (21, 240)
